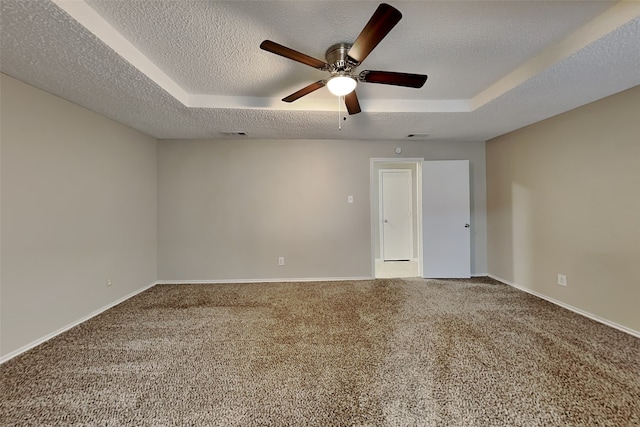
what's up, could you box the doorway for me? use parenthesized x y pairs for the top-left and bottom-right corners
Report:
(371, 159), (423, 278)
(370, 158), (472, 279)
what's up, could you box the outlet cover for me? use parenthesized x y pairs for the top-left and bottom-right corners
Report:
(557, 274), (567, 286)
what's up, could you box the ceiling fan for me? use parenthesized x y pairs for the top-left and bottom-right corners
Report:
(260, 3), (428, 115)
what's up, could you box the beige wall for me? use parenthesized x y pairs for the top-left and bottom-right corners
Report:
(0, 74), (158, 357)
(0, 73), (488, 358)
(158, 139), (487, 280)
(487, 85), (640, 333)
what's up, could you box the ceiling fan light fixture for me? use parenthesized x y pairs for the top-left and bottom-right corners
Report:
(327, 75), (357, 97)
(260, 4), (427, 114)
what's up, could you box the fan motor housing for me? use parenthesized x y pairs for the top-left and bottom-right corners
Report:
(325, 43), (353, 72)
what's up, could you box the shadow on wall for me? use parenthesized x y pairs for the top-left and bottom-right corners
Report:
(512, 182), (534, 288)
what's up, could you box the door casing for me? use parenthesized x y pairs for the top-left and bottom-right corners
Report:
(370, 158), (423, 277)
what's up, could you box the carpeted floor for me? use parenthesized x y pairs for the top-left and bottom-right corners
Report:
(1, 277), (639, 426)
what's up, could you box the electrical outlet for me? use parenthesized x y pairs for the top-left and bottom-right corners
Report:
(557, 274), (567, 286)
(106, 278), (113, 287)
(278, 257), (285, 266)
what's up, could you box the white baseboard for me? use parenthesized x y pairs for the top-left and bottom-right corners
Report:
(0, 276), (379, 364)
(12, 275), (629, 364)
(488, 274), (640, 339)
(156, 276), (374, 285)
(0, 281), (157, 364)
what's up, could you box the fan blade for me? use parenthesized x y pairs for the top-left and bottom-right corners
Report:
(347, 3), (402, 65)
(260, 40), (329, 70)
(345, 91), (361, 115)
(282, 81), (326, 103)
(360, 70), (428, 88)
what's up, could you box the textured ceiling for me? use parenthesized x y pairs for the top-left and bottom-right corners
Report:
(1, 0), (639, 141)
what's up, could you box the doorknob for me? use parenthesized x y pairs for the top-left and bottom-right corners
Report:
(465, 224), (470, 228)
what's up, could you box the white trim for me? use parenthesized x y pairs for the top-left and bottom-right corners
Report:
(370, 158), (424, 279)
(7, 275), (632, 365)
(378, 169), (385, 262)
(488, 274), (640, 339)
(49, 2), (470, 113)
(50, 1), (640, 114)
(374, 258), (420, 264)
(0, 281), (157, 364)
(370, 158), (425, 164)
(190, 95), (471, 113)
(471, 2), (640, 110)
(0, 276), (376, 363)
(156, 277), (373, 285)
(416, 163), (423, 277)
(52, 0), (190, 105)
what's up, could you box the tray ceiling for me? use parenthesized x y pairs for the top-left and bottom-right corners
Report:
(1, 0), (639, 140)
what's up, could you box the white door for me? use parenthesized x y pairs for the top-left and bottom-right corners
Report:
(422, 160), (471, 278)
(381, 170), (413, 261)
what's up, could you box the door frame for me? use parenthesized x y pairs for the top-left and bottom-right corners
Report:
(370, 158), (424, 278)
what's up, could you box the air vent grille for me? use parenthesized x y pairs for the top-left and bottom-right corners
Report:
(220, 131), (248, 137)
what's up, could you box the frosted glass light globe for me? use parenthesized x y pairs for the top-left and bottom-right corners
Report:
(327, 76), (357, 96)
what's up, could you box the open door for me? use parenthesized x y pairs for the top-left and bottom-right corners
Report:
(422, 160), (471, 278)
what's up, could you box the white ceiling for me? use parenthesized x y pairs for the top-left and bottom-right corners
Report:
(1, 0), (639, 141)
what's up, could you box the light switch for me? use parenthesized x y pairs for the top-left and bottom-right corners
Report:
(348, 195), (353, 204)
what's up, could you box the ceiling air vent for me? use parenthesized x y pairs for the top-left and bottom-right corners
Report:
(220, 131), (248, 138)
(407, 133), (430, 139)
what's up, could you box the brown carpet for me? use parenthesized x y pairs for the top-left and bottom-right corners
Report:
(1, 278), (639, 426)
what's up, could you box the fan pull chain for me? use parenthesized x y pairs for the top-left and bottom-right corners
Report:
(338, 96), (342, 131)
